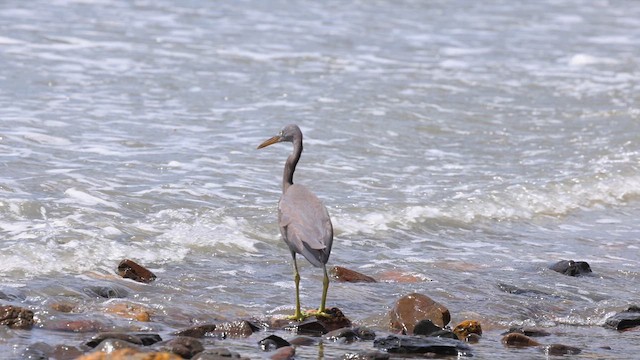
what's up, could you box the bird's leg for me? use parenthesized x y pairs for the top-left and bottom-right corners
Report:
(307, 264), (331, 318)
(287, 253), (307, 322)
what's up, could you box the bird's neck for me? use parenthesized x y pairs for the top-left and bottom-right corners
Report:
(283, 138), (302, 193)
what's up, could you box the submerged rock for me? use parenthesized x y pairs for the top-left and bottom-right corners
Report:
(542, 343), (582, 356)
(501, 333), (541, 347)
(604, 305), (640, 330)
(0, 305), (34, 329)
(86, 332), (162, 348)
(389, 293), (451, 332)
(497, 283), (554, 298)
(341, 350), (390, 359)
(174, 324), (218, 338)
(104, 302), (152, 322)
(374, 334), (471, 356)
(192, 347), (249, 359)
(330, 266), (377, 283)
(84, 285), (129, 299)
(502, 326), (551, 337)
(550, 260), (592, 276)
(117, 259), (157, 283)
(269, 346), (295, 360)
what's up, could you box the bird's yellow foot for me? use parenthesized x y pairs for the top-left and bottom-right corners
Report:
(286, 312), (308, 322)
(305, 309), (331, 318)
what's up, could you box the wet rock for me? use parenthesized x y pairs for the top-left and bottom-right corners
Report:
(604, 305), (640, 330)
(259, 334), (291, 351)
(542, 343), (582, 356)
(77, 348), (182, 360)
(269, 346), (295, 360)
(288, 336), (318, 346)
(0, 289), (26, 301)
(316, 307), (352, 331)
(0, 305), (34, 329)
(104, 302), (152, 322)
(353, 326), (376, 340)
(501, 333), (541, 347)
(175, 324), (218, 338)
(550, 260), (592, 276)
(389, 293), (450, 333)
(51, 344), (84, 359)
(330, 266), (376, 283)
(412, 319), (457, 339)
(373, 334), (471, 356)
(214, 320), (260, 338)
(92, 339), (140, 353)
(117, 259), (157, 283)
(45, 319), (104, 332)
(325, 327), (359, 343)
(51, 302), (75, 313)
(378, 271), (425, 283)
(497, 283), (553, 298)
(192, 347), (249, 359)
(341, 350), (390, 360)
(84, 285), (129, 298)
(502, 326), (551, 337)
(164, 336), (205, 359)
(453, 320), (482, 341)
(86, 332), (144, 348)
(285, 318), (329, 336)
(22, 342), (52, 359)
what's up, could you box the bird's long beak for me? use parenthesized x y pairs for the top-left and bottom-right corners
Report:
(257, 135), (281, 149)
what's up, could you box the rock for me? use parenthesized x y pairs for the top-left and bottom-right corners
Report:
(104, 303), (152, 322)
(285, 318), (329, 336)
(51, 344), (84, 359)
(86, 332), (144, 348)
(45, 319), (104, 332)
(373, 334), (471, 356)
(316, 307), (352, 331)
(117, 259), (157, 283)
(550, 260), (592, 276)
(502, 326), (551, 337)
(0, 305), (34, 329)
(259, 335), (291, 351)
(22, 342), (52, 359)
(453, 320), (482, 341)
(175, 324), (218, 338)
(501, 333), (540, 347)
(214, 320), (260, 338)
(353, 326), (376, 340)
(377, 271), (425, 283)
(497, 283), (553, 298)
(340, 351), (390, 359)
(330, 266), (376, 283)
(325, 327), (359, 343)
(51, 302), (75, 313)
(604, 305), (640, 330)
(389, 293), (450, 333)
(412, 319), (457, 339)
(542, 344), (582, 356)
(192, 348), (249, 359)
(163, 336), (205, 359)
(77, 348), (182, 360)
(84, 285), (129, 298)
(269, 346), (295, 360)
(92, 339), (140, 353)
(288, 336), (318, 346)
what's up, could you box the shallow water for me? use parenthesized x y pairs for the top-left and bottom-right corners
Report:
(1, 0), (640, 358)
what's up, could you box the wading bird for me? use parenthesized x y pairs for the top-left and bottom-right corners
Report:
(257, 124), (334, 321)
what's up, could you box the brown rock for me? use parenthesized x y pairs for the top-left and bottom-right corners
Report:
(389, 293), (450, 332)
(270, 346), (295, 360)
(77, 348), (182, 360)
(501, 333), (540, 347)
(104, 303), (152, 322)
(174, 324), (218, 338)
(378, 271), (424, 283)
(164, 336), (204, 359)
(330, 266), (376, 283)
(542, 344), (582, 356)
(0, 305), (34, 329)
(51, 302), (75, 313)
(316, 307), (352, 332)
(453, 320), (482, 340)
(214, 320), (260, 338)
(45, 319), (104, 332)
(117, 259), (157, 283)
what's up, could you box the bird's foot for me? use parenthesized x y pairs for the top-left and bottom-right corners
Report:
(286, 312), (308, 322)
(305, 308), (331, 318)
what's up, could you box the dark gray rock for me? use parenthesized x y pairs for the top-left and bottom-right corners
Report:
(258, 334), (291, 351)
(550, 260), (592, 276)
(373, 334), (471, 356)
(605, 305), (640, 330)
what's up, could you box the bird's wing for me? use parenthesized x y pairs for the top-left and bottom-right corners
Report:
(278, 184), (333, 266)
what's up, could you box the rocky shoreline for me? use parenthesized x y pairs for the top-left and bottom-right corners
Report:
(2, 259), (639, 359)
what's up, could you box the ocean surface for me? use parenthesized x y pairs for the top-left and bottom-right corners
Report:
(1, 0), (639, 358)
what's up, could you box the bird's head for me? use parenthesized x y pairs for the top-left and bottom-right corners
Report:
(257, 124), (302, 149)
